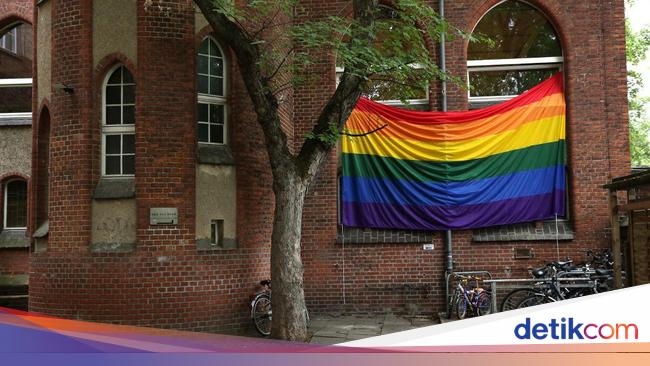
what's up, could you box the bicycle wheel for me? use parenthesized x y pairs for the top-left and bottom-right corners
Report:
(476, 291), (492, 316)
(251, 294), (272, 336)
(517, 293), (555, 309)
(500, 288), (538, 312)
(456, 293), (468, 320)
(447, 288), (460, 319)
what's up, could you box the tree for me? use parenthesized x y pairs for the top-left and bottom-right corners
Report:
(192, 0), (471, 341)
(626, 1), (650, 166)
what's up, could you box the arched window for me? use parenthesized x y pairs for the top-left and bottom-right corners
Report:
(0, 25), (17, 53)
(468, 0), (563, 108)
(102, 65), (135, 176)
(3, 179), (27, 229)
(197, 37), (227, 144)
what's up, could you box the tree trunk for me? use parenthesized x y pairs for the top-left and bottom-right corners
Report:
(270, 173), (309, 341)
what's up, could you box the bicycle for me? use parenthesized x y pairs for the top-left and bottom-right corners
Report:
(450, 274), (492, 319)
(251, 280), (272, 336)
(250, 280), (310, 336)
(500, 257), (614, 311)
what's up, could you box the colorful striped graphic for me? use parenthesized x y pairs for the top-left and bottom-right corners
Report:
(341, 73), (566, 230)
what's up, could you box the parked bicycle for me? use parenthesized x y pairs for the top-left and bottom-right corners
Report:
(449, 274), (492, 319)
(499, 250), (616, 312)
(250, 280), (310, 336)
(251, 280), (272, 335)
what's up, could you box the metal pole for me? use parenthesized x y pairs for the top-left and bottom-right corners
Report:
(439, 0), (454, 313)
(439, 0), (451, 270)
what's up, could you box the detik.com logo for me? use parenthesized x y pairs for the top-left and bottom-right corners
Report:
(514, 317), (638, 340)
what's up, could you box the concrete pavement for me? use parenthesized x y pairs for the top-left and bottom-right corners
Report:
(306, 313), (438, 344)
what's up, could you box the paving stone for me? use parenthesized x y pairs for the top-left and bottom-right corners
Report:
(313, 329), (349, 338)
(381, 325), (416, 335)
(310, 336), (347, 345)
(349, 326), (381, 335)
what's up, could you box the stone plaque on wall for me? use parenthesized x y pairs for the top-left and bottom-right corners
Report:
(150, 207), (178, 225)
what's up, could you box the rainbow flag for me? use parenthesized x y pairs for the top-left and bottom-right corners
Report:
(341, 73), (566, 230)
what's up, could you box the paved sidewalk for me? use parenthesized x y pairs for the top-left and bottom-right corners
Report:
(306, 313), (438, 345)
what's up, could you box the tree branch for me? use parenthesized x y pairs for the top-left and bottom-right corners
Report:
(341, 124), (388, 136)
(194, 0), (295, 176)
(265, 47), (294, 83)
(295, 0), (378, 181)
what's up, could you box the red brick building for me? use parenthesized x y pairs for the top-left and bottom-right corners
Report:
(0, 0), (32, 310)
(2, 0), (631, 333)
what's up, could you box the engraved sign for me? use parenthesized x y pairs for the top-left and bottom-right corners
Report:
(150, 207), (178, 225)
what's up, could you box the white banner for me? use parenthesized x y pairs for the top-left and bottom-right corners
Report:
(341, 284), (650, 346)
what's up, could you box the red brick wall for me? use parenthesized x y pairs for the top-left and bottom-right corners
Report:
(0, 0), (32, 282)
(29, 0), (274, 334)
(29, 0), (631, 332)
(299, 0), (631, 316)
(0, 248), (29, 275)
(0, 0), (31, 30)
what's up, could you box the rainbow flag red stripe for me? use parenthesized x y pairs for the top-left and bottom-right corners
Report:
(341, 73), (566, 230)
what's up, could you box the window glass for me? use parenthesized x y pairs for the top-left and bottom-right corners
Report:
(468, 1), (561, 60)
(0, 27), (17, 53)
(197, 38), (224, 97)
(469, 68), (557, 97)
(5, 180), (27, 228)
(0, 86), (32, 113)
(197, 38), (227, 144)
(103, 66), (136, 176)
(467, 1), (563, 102)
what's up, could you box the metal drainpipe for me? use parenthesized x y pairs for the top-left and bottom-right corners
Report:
(439, 0), (454, 312)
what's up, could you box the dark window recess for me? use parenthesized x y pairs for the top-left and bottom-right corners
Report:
(0, 87), (32, 113)
(5, 180), (27, 228)
(211, 219), (224, 246)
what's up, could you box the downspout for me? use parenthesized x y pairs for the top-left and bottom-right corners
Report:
(439, 0), (454, 313)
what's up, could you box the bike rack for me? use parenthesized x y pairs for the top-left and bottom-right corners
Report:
(483, 277), (599, 313)
(445, 270), (492, 319)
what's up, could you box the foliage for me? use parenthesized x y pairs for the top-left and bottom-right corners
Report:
(208, 0), (482, 144)
(193, 0), (484, 341)
(625, 12), (650, 166)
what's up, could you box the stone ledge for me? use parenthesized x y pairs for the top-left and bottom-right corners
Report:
(93, 178), (135, 199)
(90, 241), (136, 253)
(0, 230), (29, 248)
(337, 227), (433, 244)
(473, 221), (574, 242)
(197, 144), (235, 165)
(197, 238), (238, 251)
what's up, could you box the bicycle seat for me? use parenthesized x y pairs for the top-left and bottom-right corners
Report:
(552, 260), (572, 267)
(260, 280), (271, 286)
(532, 267), (547, 278)
(594, 268), (613, 276)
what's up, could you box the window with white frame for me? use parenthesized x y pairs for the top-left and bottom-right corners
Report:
(197, 37), (227, 144)
(0, 26), (17, 53)
(467, 0), (563, 109)
(102, 65), (135, 176)
(335, 66), (429, 110)
(3, 179), (27, 229)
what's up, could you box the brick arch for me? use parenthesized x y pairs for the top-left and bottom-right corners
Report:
(1, 172), (29, 184)
(37, 99), (51, 120)
(94, 53), (137, 87)
(32, 103), (52, 231)
(195, 25), (234, 72)
(463, 0), (572, 59)
(0, 0), (33, 30)
(0, 14), (31, 32)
